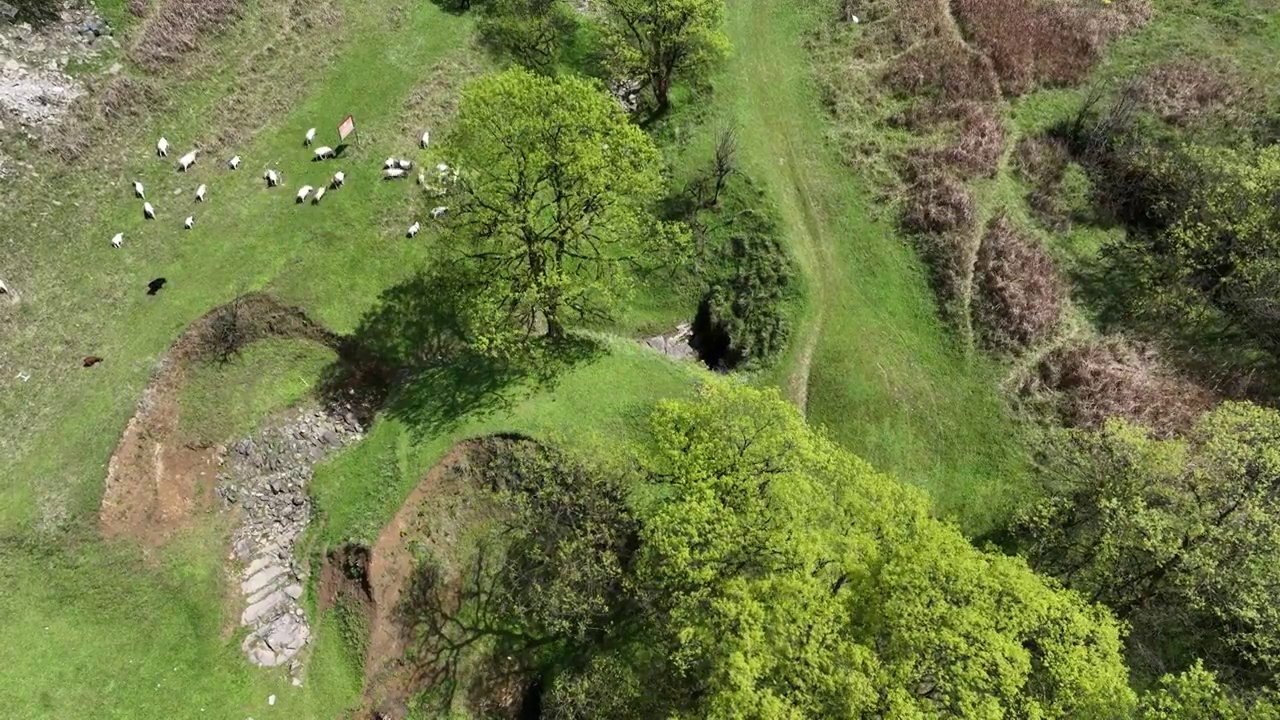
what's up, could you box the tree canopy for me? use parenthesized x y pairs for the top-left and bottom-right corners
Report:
(1011, 401), (1280, 687)
(447, 67), (683, 355)
(536, 381), (1136, 719)
(600, 0), (730, 114)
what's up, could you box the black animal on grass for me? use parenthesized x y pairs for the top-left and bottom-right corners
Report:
(146, 277), (167, 295)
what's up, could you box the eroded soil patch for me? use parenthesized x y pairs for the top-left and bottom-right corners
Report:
(100, 293), (339, 545)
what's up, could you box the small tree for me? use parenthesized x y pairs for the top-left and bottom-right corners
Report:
(600, 0), (729, 115)
(448, 68), (684, 354)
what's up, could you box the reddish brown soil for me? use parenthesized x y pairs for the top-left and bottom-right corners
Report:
(100, 293), (340, 545)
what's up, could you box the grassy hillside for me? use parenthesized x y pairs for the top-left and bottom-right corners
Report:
(708, 0), (1031, 530)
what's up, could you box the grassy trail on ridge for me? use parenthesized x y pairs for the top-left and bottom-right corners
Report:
(725, 0), (1029, 530)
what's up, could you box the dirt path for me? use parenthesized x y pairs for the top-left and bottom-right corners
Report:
(731, 0), (839, 415)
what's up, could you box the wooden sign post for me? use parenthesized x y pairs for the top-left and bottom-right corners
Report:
(338, 115), (357, 146)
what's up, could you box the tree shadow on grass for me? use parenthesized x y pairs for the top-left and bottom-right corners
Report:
(318, 266), (602, 439)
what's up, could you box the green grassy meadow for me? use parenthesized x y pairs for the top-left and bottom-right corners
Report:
(0, 0), (1143, 713)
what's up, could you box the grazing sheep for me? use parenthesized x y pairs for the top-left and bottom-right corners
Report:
(382, 168), (407, 180)
(184, 216), (195, 230)
(264, 169), (280, 187)
(111, 232), (123, 248)
(304, 128), (317, 146)
(331, 171), (345, 188)
(143, 202), (156, 220)
(406, 221), (420, 238)
(313, 146), (334, 161)
(228, 155), (242, 170)
(195, 184), (207, 202)
(82, 356), (104, 368)
(311, 186), (326, 204)
(420, 130), (430, 148)
(384, 157), (398, 170)
(146, 277), (166, 295)
(177, 150), (198, 172)
(397, 159), (413, 171)
(156, 137), (169, 157)
(0, 279), (7, 294)
(430, 206), (448, 219)
(296, 185), (313, 203)
(133, 181), (145, 199)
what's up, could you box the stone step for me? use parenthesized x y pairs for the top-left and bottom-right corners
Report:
(241, 563), (288, 596)
(242, 589), (289, 626)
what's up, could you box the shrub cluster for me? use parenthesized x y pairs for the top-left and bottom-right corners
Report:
(1032, 337), (1211, 437)
(884, 38), (1001, 103)
(973, 216), (1066, 353)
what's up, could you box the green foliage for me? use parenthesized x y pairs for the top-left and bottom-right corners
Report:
(1012, 402), (1280, 686)
(447, 67), (686, 354)
(541, 381), (1135, 719)
(1138, 662), (1280, 720)
(599, 0), (730, 113)
(476, 0), (579, 73)
(687, 173), (797, 369)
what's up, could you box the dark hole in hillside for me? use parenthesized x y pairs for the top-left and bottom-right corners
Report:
(690, 296), (742, 372)
(519, 679), (543, 720)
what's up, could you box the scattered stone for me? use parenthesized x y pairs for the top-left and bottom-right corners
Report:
(107, 62), (121, 75)
(220, 406), (363, 671)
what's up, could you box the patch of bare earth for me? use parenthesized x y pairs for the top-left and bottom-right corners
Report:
(315, 440), (515, 720)
(99, 293), (338, 545)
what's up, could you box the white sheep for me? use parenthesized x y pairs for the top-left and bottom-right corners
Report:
(382, 168), (407, 180)
(143, 202), (156, 220)
(304, 128), (317, 146)
(313, 146), (334, 161)
(406, 221), (421, 238)
(195, 184), (207, 202)
(850, 14), (860, 23)
(296, 185), (313, 203)
(331, 171), (345, 188)
(312, 186), (326, 204)
(430, 206), (448, 219)
(384, 157), (398, 170)
(397, 159), (413, 171)
(184, 216), (195, 230)
(133, 181), (144, 199)
(264, 169), (280, 187)
(177, 150), (198, 172)
(111, 232), (123, 248)
(420, 130), (430, 148)
(156, 137), (169, 157)
(228, 155), (241, 170)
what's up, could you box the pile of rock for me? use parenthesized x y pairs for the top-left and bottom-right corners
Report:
(216, 405), (363, 679)
(643, 322), (696, 361)
(0, 3), (115, 134)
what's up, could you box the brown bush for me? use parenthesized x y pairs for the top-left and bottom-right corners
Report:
(973, 215), (1066, 352)
(885, 38), (1001, 103)
(901, 171), (976, 236)
(1132, 61), (1246, 128)
(1014, 134), (1070, 186)
(857, 0), (950, 51)
(127, 0), (148, 18)
(905, 101), (1006, 179)
(100, 76), (167, 120)
(129, 0), (245, 72)
(951, 0), (1102, 95)
(1033, 337), (1212, 437)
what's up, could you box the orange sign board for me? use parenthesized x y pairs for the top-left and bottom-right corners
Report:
(338, 115), (356, 140)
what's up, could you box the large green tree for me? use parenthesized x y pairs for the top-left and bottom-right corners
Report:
(1012, 401), (1280, 686)
(447, 68), (681, 354)
(543, 381), (1137, 719)
(600, 0), (730, 114)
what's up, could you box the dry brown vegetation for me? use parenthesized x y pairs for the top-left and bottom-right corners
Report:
(1031, 337), (1212, 437)
(951, 0), (1152, 95)
(1013, 134), (1075, 228)
(885, 38), (1001, 103)
(126, 0), (148, 18)
(1132, 61), (1247, 128)
(904, 101), (1006, 179)
(49, 77), (172, 162)
(129, 0), (246, 72)
(973, 216), (1066, 352)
